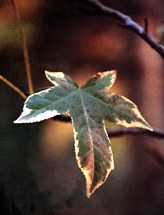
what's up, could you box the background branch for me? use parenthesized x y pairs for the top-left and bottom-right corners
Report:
(68, 0), (164, 59)
(11, 0), (34, 94)
(53, 115), (164, 139)
(53, 114), (164, 166)
(0, 75), (27, 100)
(107, 127), (164, 138)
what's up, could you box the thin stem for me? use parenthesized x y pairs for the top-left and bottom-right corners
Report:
(75, 0), (164, 59)
(107, 127), (164, 139)
(0, 75), (27, 100)
(52, 114), (164, 139)
(11, 0), (34, 94)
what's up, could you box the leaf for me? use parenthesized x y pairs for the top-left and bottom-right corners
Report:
(14, 70), (152, 197)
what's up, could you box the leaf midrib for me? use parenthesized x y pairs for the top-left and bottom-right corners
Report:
(79, 90), (111, 186)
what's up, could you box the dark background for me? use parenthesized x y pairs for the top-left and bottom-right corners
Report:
(0, 0), (164, 214)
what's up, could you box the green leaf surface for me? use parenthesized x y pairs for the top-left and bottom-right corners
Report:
(14, 70), (152, 197)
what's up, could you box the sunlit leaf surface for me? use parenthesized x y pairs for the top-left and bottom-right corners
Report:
(14, 70), (152, 197)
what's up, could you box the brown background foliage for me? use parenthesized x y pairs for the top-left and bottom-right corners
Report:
(0, 0), (164, 214)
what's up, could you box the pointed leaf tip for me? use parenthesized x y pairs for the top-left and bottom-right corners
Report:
(81, 70), (117, 90)
(45, 70), (79, 88)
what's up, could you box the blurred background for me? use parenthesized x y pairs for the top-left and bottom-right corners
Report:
(0, 0), (164, 214)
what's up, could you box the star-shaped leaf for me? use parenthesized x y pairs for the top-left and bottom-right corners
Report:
(14, 70), (152, 197)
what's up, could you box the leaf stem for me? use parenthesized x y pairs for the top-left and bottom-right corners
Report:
(11, 0), (34, 94)
(0, 75), (27, 100)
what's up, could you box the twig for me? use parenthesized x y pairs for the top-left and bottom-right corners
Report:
(53, 115), (72, 122)
(69, 0), (164, 59)
(52, 114), (164, 166)
(0, 75), (27, 100)
(107, 127), (164, 139)
(52, 114), (164, 139)
(11, 0), (34, 94)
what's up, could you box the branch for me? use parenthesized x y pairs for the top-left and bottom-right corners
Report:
(52, 115), (164, 139)
(107, 126), (164, 166)
(0, 75), (27, 100)
(53, 114), (164, 165)
(53, 115), (72, 122)
(107, 127), (164, 139)
(11, 0), (34, 94)
(68, 0), (164, 59)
